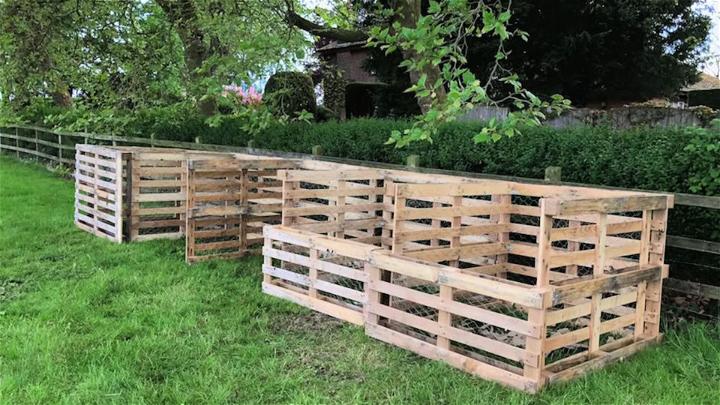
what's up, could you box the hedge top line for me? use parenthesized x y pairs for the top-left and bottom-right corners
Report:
(0, 123), (710, 209)
(82, 143), (674, 216)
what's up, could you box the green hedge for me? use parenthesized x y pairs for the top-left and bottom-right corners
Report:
(11, 106), (720, 219)
(26, 106), (712, 195)
(15, 104), (714, 196)
(205, 118), (720, 282)
(230, 120), (720, 258)
(217, 118), (719, 248)
(242, 119), (697, 193)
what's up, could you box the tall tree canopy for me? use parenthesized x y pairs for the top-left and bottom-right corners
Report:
(13, 0), (702, 145)
(472, 0), (711, 105)
(289, 0), (570, 145)
(0, 0), (309, 115)
(364, 0), (711, 107)
(155, 0), (310, 115)
(0, 0), (186, 110)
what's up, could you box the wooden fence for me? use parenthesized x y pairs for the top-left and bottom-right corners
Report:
(1, 124), (718, 309)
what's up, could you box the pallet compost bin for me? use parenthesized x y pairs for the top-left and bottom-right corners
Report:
(262, 169), (673, 392)
(73, 145), (298, 246)
(128, 148), (198, 241)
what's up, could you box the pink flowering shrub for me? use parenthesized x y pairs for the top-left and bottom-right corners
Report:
(210, 82), (313, 135)
(222, 84), (262, 105)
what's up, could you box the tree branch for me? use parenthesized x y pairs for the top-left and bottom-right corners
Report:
(286, 11), (367, 42)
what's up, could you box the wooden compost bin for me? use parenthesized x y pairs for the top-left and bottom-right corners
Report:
(262, 169), (389, 324)
(74, 145), (226, 242)
(262, 171), (673, 392)
(74, 145), (295, 244)
(127, 148), (236, 242)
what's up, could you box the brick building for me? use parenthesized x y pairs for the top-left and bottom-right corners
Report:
(316, 40), (386, 119)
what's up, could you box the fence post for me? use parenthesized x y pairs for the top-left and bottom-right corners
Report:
(544, 166), (562, 182)
(195, 136), (201, 145)
(57, 133), (63, 164)
(247, 139), (255, 149)
(405, 154), (420, 168)
(34, 129), (39, 160)
(150, 133), (155, 148)
(311, 145), (324, 156)
(15, 127), (19, 158)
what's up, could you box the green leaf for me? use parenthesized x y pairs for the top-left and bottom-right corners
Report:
(482, 11), (496, 33)
(417, 74), (427, 88)
(495, 23), (509, 40)
(498, 10), (511, 23)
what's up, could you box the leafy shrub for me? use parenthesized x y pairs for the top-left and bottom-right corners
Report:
(245, 119), (720, 248)
(315, 105), (339, 122)
(5, 102), (712, 198)
(263, 71), (316, 117)
(248, 120), (698, 192)
(684, 120), (720, 195)
(15, 104), (709, 197)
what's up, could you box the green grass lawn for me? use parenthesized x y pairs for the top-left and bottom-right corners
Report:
(0, 155), (719, 404)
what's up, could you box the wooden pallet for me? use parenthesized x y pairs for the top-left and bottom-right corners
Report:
(364, 247), (546, 392)
(128, 149), (233, 242)
(262, 225), (383, 325)
(74, 145), (127, 242)
(278, 169), (387, 245)
(185, 158), (298, 263)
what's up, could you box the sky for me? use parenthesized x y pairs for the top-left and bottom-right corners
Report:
(702, 0), (720, 76)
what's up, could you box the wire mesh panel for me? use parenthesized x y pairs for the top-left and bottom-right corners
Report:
(185, 158), (298, 263)
(541, 209), (647, 365)
(262, 225), (383, 325)
(391, 181), (512, 271)
(364, 250), (545, 392)
(74, 145), (127, 242)
(536, 197), (671, 385)
(543, 263), (666, 383)
(278, 169), (387, 245)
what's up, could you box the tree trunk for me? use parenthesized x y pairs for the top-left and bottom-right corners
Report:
(286, 12), (368, 42)
(50, 82), (72, 108)
(396, 0), (446, 114)
(156, 0), (218, 116)
(50, 90), (72, 108)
